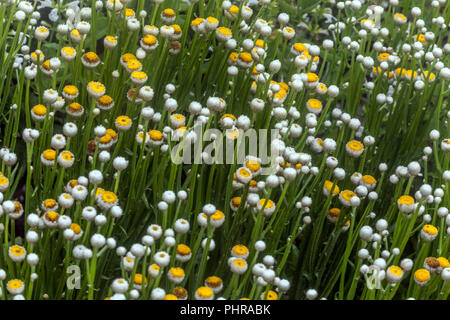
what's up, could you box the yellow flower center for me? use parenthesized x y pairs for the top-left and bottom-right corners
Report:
(83, 52), (99, 63)
(197, 286), (213, 298)
(62, 47), (76, 56)
(211, 210), (224, 221)
(32, 104), (47, 116)
(170, 267), (185, 278)
(341, 190), (356, 201)
(423, 224), (438, 235)
(217, 27), (232, 36)
(307, 98), (322, 109)
(232, 245), (249, 256)
(10, 245), (25, 256)
(102, 191), (118, 203)
(149, 130), (163, 141)
(398, 195), (414, 205)
(43, 149), (56, 161)
(177, 244), (191, 256)
(347, 140), (363, 151)
(70, 223), (82, 234)
(414, 269), (430, 282)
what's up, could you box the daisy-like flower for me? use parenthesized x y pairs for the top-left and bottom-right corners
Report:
(291, 43), (307, 56)
(66, 102), (85, 118)
(143, 25), (159, 36)
(7, 279), (24, 295)
(191, 17), (205, 33)
(421, 225), (438, 242)
(205, 16), (219, 31)
(386, 266), (404, 283)
(310, 138), (324, 153)
(164, 294), (178, 300)
(230, 258), (248, 274)
(140, 34), (158, 52)
(305, 72), (319, 89)
(148, 264), (161, 278)
(69, 223), (83, 241)
(345, 140), (364, 158)
(9, 201), (24, 220)
(323, 180), (340, 197)
(256, 199), (276, 217)
(87, 81), (106, 98)
(393, 13), (407, 24)
(315, 83), (327, 95)
(98, 133), (114, 149)
(35, 26), (49, 40)
(104, 35), (118, 49)
(133, 274), (147, 290)
(195, 287), (214, 300)
(41, 149), (56, 166)
(209, 209), (225, 228)
(262, 290), (278, 300)
(31, 51), (44, 64)
(122, 256), (135, 271)
(237, 52), (253, 69)
(282, 26), (295, 39)
(339, 190), (357, 207)
(124, 8), (135, 19)
(216, 27), (232, 42)
(231, 245), (249, 259)
(171, 24), (182, 40)
(161, 8), (176, 24)
(230, 196), (242, 212)
(97, 95), (114, 111)
(205, 276), (223, 294)
(414, 268), (431, 286)
(0, 174), (9, 192)
(62, 85), (79, 101)
(169, 114), (185, 129)
(120, 53), (137, 68)
(9, 245), (26, 263)
(115, 116), (132, 131)
(176, 244), (192, 262)
(245, 156), (261, 176)
(70, 28), (82, 43)
(225, 4), (239, 20)
(148, 129), (164, 147)
(173, 287), (188, 300)
(397, 195), (415, 214)
(160, 25), (175, 38)
(126, 89), (143, 104)
(97, 191), (118, 210)
(130, 71), (148, 86)
(236, 167), (252, 184)
(31, 104), (47, 122)
(441, 139), (450, 152)
(61, 46), (77, 62)
(125, 59), (142, 73)
(81, 52), (101, 69)
(327, 208), (341, 224)
(42, 199), (58, 212)
(424, 257), (441, 273)
(58, 150), (75, 168)
(377, 52), (390, 63)
(43, 210), (59, 228)
(167, 267), (185, 284)
(360, 175), (377, 190)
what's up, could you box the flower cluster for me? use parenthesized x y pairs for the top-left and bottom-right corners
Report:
(0, 0), (448, 300)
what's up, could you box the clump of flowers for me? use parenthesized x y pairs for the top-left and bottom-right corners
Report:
(0, 0), (448, 301)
